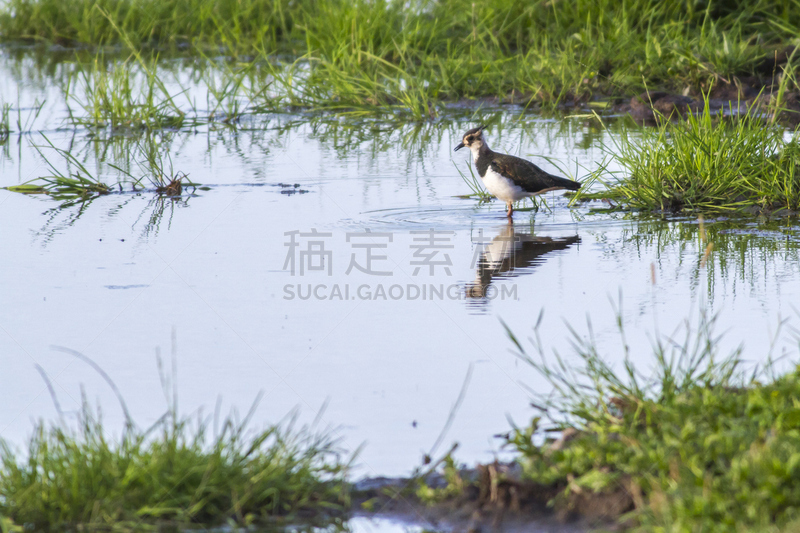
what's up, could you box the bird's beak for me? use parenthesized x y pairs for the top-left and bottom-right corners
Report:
(454, 142), (465, 151)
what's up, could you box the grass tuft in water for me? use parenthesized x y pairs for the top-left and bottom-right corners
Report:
(600, 97), (800, 213)
(66, 57), (186, 131)
(504, 309), (800, 530)
(113, 136), (201, 195)
(4, 135), (200, 203)
(4, 136), (112, 203)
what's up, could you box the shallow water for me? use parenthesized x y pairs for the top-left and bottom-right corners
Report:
(2, 48), (800, 496)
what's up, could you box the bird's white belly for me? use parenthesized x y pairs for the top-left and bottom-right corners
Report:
(480, 168), (530, 203)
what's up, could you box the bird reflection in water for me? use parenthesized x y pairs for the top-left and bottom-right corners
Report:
(466, 222), (580, 301)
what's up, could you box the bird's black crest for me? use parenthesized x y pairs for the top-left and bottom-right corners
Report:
(463, 125), (487, 136)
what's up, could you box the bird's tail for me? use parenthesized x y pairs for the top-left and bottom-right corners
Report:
(550, 174), (581, 191)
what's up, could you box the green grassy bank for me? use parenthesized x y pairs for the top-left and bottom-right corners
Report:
(1, 0), (799, 110)
(503, 313), (800, 531)
(413, 314), (800, 531)
(0, 397), (350, 531)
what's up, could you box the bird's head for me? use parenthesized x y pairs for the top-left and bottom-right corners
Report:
(454, 125), (487, 152)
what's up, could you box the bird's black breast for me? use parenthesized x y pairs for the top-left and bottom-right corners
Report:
(475, 153), (491, 177)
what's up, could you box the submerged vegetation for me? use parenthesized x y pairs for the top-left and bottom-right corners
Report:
(3, 134), (201, 203)
(1, 0), (799, 111)
(454, 161), (492, 202)
(61, 54), (264, 129)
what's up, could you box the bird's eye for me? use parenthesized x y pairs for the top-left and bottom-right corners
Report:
(466, 136), (473, 142)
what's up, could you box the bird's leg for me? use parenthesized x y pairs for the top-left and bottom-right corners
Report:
(506, 202), (513, 218)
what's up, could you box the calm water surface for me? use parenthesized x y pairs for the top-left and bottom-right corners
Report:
(1, 51), (800, 487)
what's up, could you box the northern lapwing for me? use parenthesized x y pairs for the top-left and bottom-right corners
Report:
(454, 125), (581, 217)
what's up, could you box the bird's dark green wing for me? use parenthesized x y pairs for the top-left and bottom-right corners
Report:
(490, 153), (581, 193)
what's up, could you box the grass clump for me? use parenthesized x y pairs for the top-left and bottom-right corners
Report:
(505, 311), (800, 530)
(4, 134), (202, 204)
(61, 51), (266, 129)
(0, 408), (349, 530)
(111, 135), (202, 195)
(4, 136), (112, 203)
(0, 362), (350, 531)
(600, 97), (800, 213)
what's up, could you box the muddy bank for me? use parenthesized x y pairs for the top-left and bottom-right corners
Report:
(439, 83), (800, 125)
(447, 47), (800, 124)
(352, 460), (623, 533)
(624, 85), (800, 124)
(612, 46), (800, 123)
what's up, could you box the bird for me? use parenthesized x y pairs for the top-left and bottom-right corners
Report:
(454, 125), (581, 217)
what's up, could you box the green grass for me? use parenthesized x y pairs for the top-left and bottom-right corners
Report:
(454, 160), (492, 202)
(3, 134), (203, 203)
(0, 103), (9, 144)
(0, 0), (294, 51)
(0, 96), (46, 138)
(64, 56), (186, 130)
(2, 0), (800, 112)
(4, 135), (112, 203)
(596, 97), (800, 213)
(256, 0), (800, 115)
(0, 410), (349, 530)
(59, 52), (271, 130)
(0, 369), (350, 531)
(109, 134), (203, 194)
(504, 310), (800, 531)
